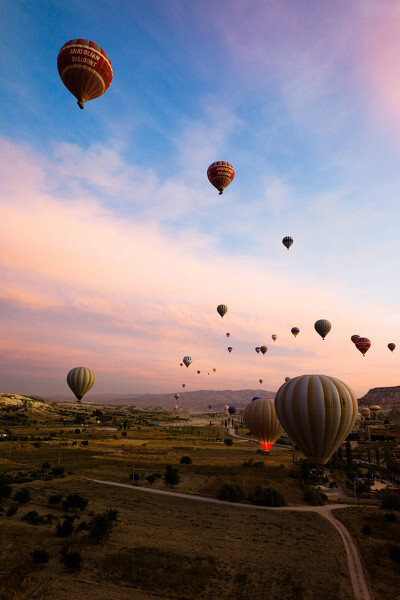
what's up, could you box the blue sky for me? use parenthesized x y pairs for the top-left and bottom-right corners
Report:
(1, 0), (400, 398)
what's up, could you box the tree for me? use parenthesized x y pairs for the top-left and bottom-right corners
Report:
(48, 494), (63, 505)
(224, 438), (233, 446)
(163, 465), (180, 488)
(31, 548), (49, 565)
(217, 482), (244, 503)
(0, 476), (12, 500)
(180, 456), (192, 464)
(121, 431), (127, 438)
(56, 519), (74, 538)
(62, 494), (88, 511)
(60, 549), (82, 571)
(14, 488), (30, 504)
(88, 511), (114, 544)
(303, 485), (325, 506)
(248, 486), (286, 507)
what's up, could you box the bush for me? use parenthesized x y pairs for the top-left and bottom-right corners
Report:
(389, 545), (400, 563)
(31, 548), (49, 564)
(56, 519), (74, 538)
(106, 508), (118, 521)
(217, 482), (244, 503)
(21, 510), (41, 524)
(81, 440), (88, 446)
(163, 465), (180, 488)
(303, 485), (325, 506)
(384, 512), (397, 523)
(51, 466), (65, 478)
(361, 525), (371, 535)
(224, 438), (233, 446)
(0, 476), (12, 500)
(6, 504), (18, 517)
(62, 494), (88, 511)
(32, 442), (41, 448)
(381, 489), (400, 511)
(41, 462), (51, 470)
(146, 474), (156, 484)
(75, 521), (89, 532)
(48, 494), (63, 505)
(248, 485), (286, 507)
(14, 488), (31, 504)
(88, 512), (114, 544)
(121, 431), (127, 437)
(61, 549), (82, 571)
(180, 456), (192, 464)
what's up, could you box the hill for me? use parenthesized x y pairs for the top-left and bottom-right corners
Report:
(48, 389), (276, 410)
(358, 385), (400, 409)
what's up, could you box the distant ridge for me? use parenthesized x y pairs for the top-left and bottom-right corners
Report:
(48, 389), (276, 410)
(358, 385), (400, 409)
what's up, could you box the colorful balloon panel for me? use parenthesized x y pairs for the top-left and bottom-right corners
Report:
(274, 374), (358, 465)
(67, 366), (95, 400)
(244, 397), (284, 452)
(207, 162), (235, 194)
(57, 39), (113, 108)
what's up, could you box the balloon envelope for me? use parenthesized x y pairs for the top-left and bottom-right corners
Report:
(274, 374), (358, 465)
(67, 367), (95, 401)
(351, 335), (360, 344)
(213, 368), (217, 372)
(355, 337), (371, 356)
(260, 346), (268, 355)
(226, 333), (231, 338)
(227, 347), (233, 353)
(314, 319), (332, 340)
(388, 343), (396, 352)
(291, 327), (300, 337)
(259, 379), (263, 384)
(255, 347), (261, 353)
(57, 39), (113, 108)
(282, 236), (293, 250)
(271, 334), (277, 341)
(228, 406), (236, 415)
(217, 304), (228, 318)
(183, 356), (192, 367)
(244, 397), (284, 451)
(207, 161), (235, 194)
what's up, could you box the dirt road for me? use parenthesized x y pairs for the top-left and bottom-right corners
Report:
(91, 479), (371, 600)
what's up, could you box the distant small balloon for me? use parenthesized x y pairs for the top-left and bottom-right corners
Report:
(197, 370), (201, 374)
(291, 327), (300, 338)
(227, 347), (233, 353)
(174, 394), (180, 400)
(182, 383), (186, 388)
(217, 304), (228, 318)
(255, 347), (261, 354)
(388, 343), (396, 352)
(260, 346), (268, 355)
(213, 367), (217, 372)
(259, 379), (263, 384)
(226, 333), (231, 338)
(228, 406), (236, 415)
(285, 377), (291, 382)
(180, 363), (183, 367)
(282, 236), (293, 250)
(271, 334), (277, 342)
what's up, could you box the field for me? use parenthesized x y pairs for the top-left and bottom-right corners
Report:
(0, 399), (399, 599)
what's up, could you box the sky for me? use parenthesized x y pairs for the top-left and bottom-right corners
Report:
(1, 0), (400, 399)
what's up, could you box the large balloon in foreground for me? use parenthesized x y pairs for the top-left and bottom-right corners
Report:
(314, 319), (332, 340)
(275, 374), (358, 465)
(260, 346), (268, 355)
(355, 337), (371, 356)
(271, 334), (277, 342)
(183, 356), (192, 368)
(207, 161), (235, 195)
(57, 39), (113, 109)
(67, 367), (95, 401)
(244, 397), (284, 451)
(282, 236), (293, 250)
(351, 335), (360, 344)
(291, 327), (300, 338)
(388, 343), (396, 352)
(217, 304), (228, 318)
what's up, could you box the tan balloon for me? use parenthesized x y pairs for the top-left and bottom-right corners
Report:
(274, 374), (358, 465)
(244, 397), (284, 451)
(67, 367), (95, 401)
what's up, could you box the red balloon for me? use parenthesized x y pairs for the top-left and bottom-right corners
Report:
(207, 162), (235, 195)
(57, 39), (113, 109)
(355, 337), (371, 356)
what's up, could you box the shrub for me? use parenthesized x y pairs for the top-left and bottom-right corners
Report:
(180, 456), (192, 464)
(21, 510), (41, 524)
(224, 438), (233, 446)
(303, 485), (325, 506)
(0, 476), (12, 500)
(6, 504), (18, 517)
(61, 549), (82, 571)
(51, 466), (65, 478)
(146, 474), (156, 484)
(121, 431), (127, 437)
(33, 442), (41, 448)
(14, 488), (30, 504)
(31, 548), (49, 564)
(381, 489), (400, 511)
(361, 525), (371, 535)
(217, 482), (244, 503)
(88, 512), (114, 544)
(248, 485), (286, 507)
(81, 440), (88, 446)
(163, 465), (180, 488)
(56, 519), (74, 538)
(389, 545), (400, 563)
(41, 462), (51, 470)
(75, 521), (89, 532)
(62, 494), (88, 511)
(48, 494), (63, 505)
(106, 508), (118, 521)
(384, 512), (397, 523)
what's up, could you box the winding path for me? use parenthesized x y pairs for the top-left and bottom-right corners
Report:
(90, 478), (371, 600)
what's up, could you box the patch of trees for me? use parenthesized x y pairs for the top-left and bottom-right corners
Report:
(217, 482), (244, 503)
(248, 485), (286, 506)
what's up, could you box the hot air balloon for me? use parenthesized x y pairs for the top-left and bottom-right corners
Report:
(255, 347), (261, 354)
(197, 370), (201, 374)
(360, 407), (370, 419)
(183, 356), (192, 368)
(228, 406), (236, 415)
(207, 162), (235, 195)
(275, 374), (358, 465)
(271, 334), (277, 342)
(355, 337), (371, 356)
(388, 343), (396, 352)
(227, 347), (233, 353)
(285, 377), (291, 382)
(180, 362), (183, 367)
(67, 367), (95, 401)
(369, 405), (381, 416)
(213, 368), (217, 373)
(351, 335), (360, 344)
(252, 396), (261, 402)
(226, 333), (231, 338)
(182, 383), (186, 388)
(291, 327), (300, 338)
(244, 397), (284, 452)
(259, 379), (263, 384)
(314, 319), (332, 340)
(208, 404), (213, 410)
(217, 304), (228, 318)
(57, 39), (113, 109)
(282, 236), (293, 250)
(174, 404), (179, 411)
(174, 394), (180, 400)
(260, 346), (268, 355)
(223, 404), (229, 416)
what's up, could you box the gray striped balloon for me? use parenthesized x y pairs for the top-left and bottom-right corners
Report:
(67, 367), (95, 401)
(274, 374), (358, 465)
(244, 397), (284, 451)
